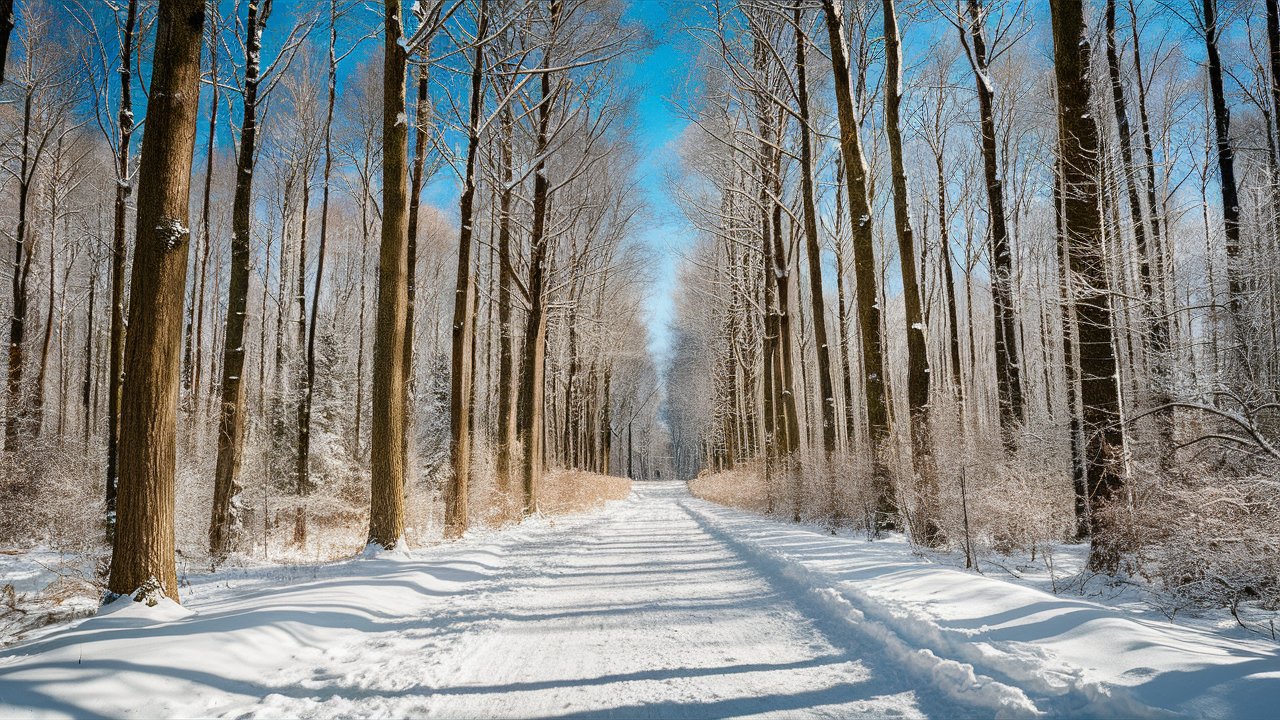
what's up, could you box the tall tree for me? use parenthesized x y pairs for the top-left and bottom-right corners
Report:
(1050, 0), (1124, 569)
(1202, 0), (1243, 363)
(518, 0), (564, 515)
(793, 3), (836, 461)
(189, 5), (221, 419)
(882, 0), (936, 543)
(820, 0), (894, 522)
(495, 103), (516, 494)
(960, 0), (1025, 449)
(106, 0), (204, 602)
(447, 0), (489, 536)
(104, 0), (139, 528)
(210, 0), (269, 556)
(369, 0), (410, 549)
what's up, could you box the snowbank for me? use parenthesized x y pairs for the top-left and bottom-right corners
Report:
(682, 494), (1280, 719)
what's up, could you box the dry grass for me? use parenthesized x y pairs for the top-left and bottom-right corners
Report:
(538, 470), (632, 515)
(687, 464), (771, 514)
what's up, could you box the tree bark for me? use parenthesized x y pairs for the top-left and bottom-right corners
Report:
(192, 12), (220, 421)
(518, 0), (562, 515)
(369, 0), (410, 549)
(107, 0), (205, 601)
(82, 254), (97, 448)
(447, 0), (488, 536)
(794, 3), (836, 460)
(821, 0), (894, 522)
(1050, 0), (1124, 570)
(34, 172), (58, 439)
(99, 0), (141, 528)
(963, 0), (1024, 450)
(883, 0), (936, 543)
(6, 90), (34, 455)
(1202, 0), (1244, 367)
(402, 65), (429, 492)
(495, 106), (516, 494)
(210, 0), (270, 557)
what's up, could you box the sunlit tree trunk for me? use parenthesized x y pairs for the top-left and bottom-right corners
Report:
(447, 0), (488, 535)
(369, 0), (410, 549)
(821, 0), (894, 523)
(210, 0), (270, 557)
(107, 0), (204, 601)
(963, 0), (1024, 449)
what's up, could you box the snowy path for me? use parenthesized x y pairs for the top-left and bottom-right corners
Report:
(2, 482), (1278, 719)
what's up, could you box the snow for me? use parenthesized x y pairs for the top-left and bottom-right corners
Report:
(154, 217), (189, 251)
(2, 483), (1278, 719)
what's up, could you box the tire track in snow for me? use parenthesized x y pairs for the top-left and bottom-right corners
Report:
(680, 494), (1173, 719)
(386, 482), (941, 719)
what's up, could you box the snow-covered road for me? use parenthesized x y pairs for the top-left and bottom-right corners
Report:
(2, 482), (1278, 718)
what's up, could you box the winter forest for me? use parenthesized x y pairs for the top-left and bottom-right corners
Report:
(2, 0), (1280, 717)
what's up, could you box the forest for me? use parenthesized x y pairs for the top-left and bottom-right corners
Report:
(0, 0), (1276, 686)
(665, 0), (1280, 615)
(0, 0), (663, 604)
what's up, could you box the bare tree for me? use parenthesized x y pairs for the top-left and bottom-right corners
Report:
(210, 0), (315, 556)
(821, 0), (894, 523)
(1050, 0), (1124, 569)
(106, 0), (205, 602)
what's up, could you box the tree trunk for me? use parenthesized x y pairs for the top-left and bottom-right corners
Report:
(82, 254), (97, 448)
(290, 169), (311, 544)
(0, 0), (13, 84)
(937, 152), (964, 405)
(794, 2), (837, 460)
(1050, 0), (1124, 570)
(518, 0), (562, 515)
(402, 65), (430, 486)
(447, 0), (488, 536)
(193, 14), (219, 423)
(107, 0), (204, 601)
(1202, 0), (1244, 368)
(210, 0), (270, 557)
(297, 0), (339, 529)
(33, 184), (57, 439)
(1127, 0), (1169, 353)
(821, 0), (894, 523)
(369, 0), (410, 549)
(495, 106), (516, 494)
(964, 0), (1024, 450)
(833, 158), (857, 451)
(98, 0), (140, 527)
(6, 92), (34, 458)
(883, 0), (936, 543)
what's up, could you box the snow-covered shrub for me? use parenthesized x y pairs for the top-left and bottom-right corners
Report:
(1103, 453), (1280, 612)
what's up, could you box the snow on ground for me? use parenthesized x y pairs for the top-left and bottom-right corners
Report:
(0, 552), (99, 648)
(1, 482), (1278, 719)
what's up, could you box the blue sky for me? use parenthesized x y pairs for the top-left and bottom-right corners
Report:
(408, 1), (692, 365)
(619, 1), (692, 365)
(213, 0), (691, 367)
